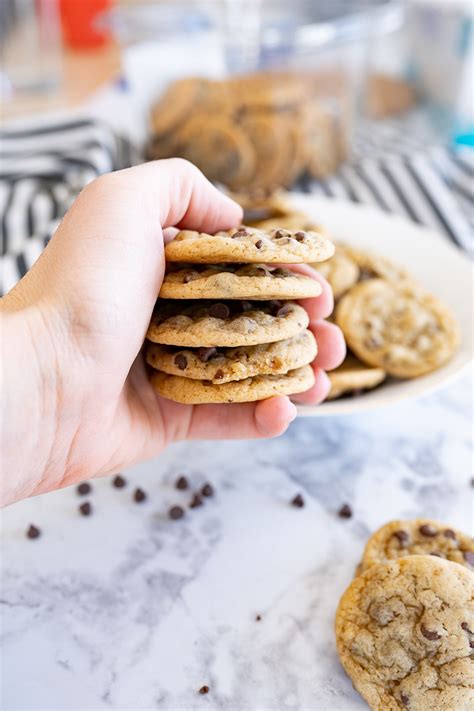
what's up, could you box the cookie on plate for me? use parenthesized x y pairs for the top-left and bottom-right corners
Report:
(336, 555), (474, 711)
(150, 77), (206, 137)
(165, 227), (334, 264)
(159, 264), (322, 300)
(150, 364), (315, 404)
(147, 300), (309, 348)
(252, 212), (324, 234)
(340, 244), (410, 283)
(315, 248), (360, 299)
(146, 330), (317, 384)
(360, 519), (474, 573)
(335, 279), (459, 378)
(327, 355), (386, 400)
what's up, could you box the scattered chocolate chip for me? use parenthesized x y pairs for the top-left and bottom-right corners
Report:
(112, 474), (126, 488)
(197, 346), (217, 362)
(182, 271), (196, 283)
(393, 530), (410, 547)
(231, 229), (248, 238)
(213, 369), (225, 380)
(400, 692), (410, 706)
(189, 493), (203, 509)
(274, 229), (286, 239)
(199, 685), (209, 695)
(291, 493), (305, 508)
(133, 488), (147, 503)
(443, 529), (457, 540)
(420, 624), (441, 641)
(174, 353), (188, 371)
(169, 505), (185, 520)
(77, 482), (91, 496)
(276, 304), (292, 318)
(201, 483), (214, 498)
(26, 524), (41, 539)
(175, 476), (188, 490)
(338, 504), (353, 519)
(419, 524), (438, 537)
(254, 239), (263, 249)
(294, 231), (307, 242)
(79, 502), (92, 517)
(256, 614), (262, 621)
(461, 622), (472, 633)
(463, 551), (474, 566)
(209, 303), (230, 319)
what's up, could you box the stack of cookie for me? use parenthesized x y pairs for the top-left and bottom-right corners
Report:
(145, 226), (334, 404)
(335, 519), (474, 709)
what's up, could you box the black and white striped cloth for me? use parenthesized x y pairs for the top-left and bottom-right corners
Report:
(0, 113), (472, 296)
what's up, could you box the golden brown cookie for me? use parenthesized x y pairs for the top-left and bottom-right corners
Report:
(340, 244), (411, 283)
(315, 248), (360, 299)
(150, 77), (206, 138)
(146, 300), (309, 348)
(336, 555), (474, 711)
(238, 113), (293, 191)
(165, 227), (334, 264)
(335, 279), (459, 378)
(150, 364), (314, 404)
(360, 519), (474, 573)
(146, 330), (317, 384)
(159, 263), (322, 300)
(327, 355), (386, 400)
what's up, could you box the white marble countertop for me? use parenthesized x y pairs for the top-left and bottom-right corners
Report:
(2, 373), (473, 711)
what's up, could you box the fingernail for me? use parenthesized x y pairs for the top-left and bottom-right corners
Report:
(287, 401), (298, 421)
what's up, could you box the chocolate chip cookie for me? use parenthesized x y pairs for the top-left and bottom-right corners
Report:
(316, 248), (360, 299)
(327, 354), (386, 400)
(336, 555), (474, 711)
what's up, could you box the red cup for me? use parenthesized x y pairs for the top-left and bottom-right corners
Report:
(59, 0), (112, 49)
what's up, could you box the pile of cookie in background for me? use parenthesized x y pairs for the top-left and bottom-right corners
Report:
(145, 221), (334, 404)
(335, 518), (474, 710)
(147, 72), (348, 192)
(241, 191), (460, 400)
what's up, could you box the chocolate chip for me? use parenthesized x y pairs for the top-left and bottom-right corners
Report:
(400, 692), (410, 706)
(247, 267), (268, 277)
(197, 347), (217, 362)
(443, 529), (457, 540)
(112, 474), (126, 488)
(201, 483), (214, 498)
(79, 502), (92, 516)
(255, 239), (263, 249)
(291, 494), (305, 508)
(26, 524), (41, 539)
(274, 229), (286, 239)
(421, 624), (441, 641)
(463, 551), (474, 566)
(338, 504), (353, 519)
(256, 614), (262, 621)
(419, 524), (438, 537)
(393, 530), (410, 547)
(209, 303), (230, 319)
(198, 685), (209, 695)
(276, 304), (292, 318)
(294, 231), (307, 242)
(174, 353), (188, 370)
(175, 476), (188, 490)
(189, 493), (203, 509)
(133, 488), (147, 503)
(214, 369), (224, 380)
(461, 622), (473, 633)
(182, 271), (196, 283)
(231, 229), (248, 238)
(169, 505), (185, 520)
(77, 482), (91, 496)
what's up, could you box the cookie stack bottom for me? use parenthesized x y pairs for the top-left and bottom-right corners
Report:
(145, 226), (335, 404)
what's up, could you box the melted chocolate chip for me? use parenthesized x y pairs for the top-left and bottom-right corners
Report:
(393, 530), (410, 547)
(419, 524), (438, 537)
(214, 369), (225, 380)
(133, 488), (147, 503)
(274, 229), (287, 239)
(461, 622), (472, 633)
(79, 502), (92, 516)
(294, 231), (307, 242)
(26, 524), (41, 539)
(175, 476), (188, 490)
(169, 505), (185, 520)
(463, 551), (474, 566)
(443, 529), (457, 540)
(209, 303), (230, 319)
(199, 685), (209, 695)
(197, 347), (217, 362)
(421, 624), (441, 641)
(189, 493), (203, 509)
(77, 482), (91, 496)
(174, 353), (188, 370)
(201, 483), (214, 498)
(231, 229), (248, 238)
(291, 494), (305, 508)
(255, 239), (263, 249)
(338, 504), (353, 519)
(112, 474), (126, 488)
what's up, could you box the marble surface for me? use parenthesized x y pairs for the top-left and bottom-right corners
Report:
(1, 372), (473, 711)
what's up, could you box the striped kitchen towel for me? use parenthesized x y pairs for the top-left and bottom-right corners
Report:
(0, 115), (472, 296)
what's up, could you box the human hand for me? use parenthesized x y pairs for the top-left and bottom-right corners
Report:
(1, 159), (345, 506)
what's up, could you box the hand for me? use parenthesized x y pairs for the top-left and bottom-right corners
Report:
(1, 159), (345, 506)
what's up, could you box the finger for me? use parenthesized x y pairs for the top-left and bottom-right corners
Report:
(291, 367), (331, 405)
(184, 396), (297, 440)
(310, 320), (346, 371)
(291, 264), (334, 320)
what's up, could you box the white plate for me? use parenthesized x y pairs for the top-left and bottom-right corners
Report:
(289, 195), (474, 416)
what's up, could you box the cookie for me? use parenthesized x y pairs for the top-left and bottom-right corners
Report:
(159, 264), (322, 300)
(146, 330), (317, 384)
(228, 72), (308, 110)
(367, 73), (416, 119)
(252, 212), (323, 234)
(165, 227), (334, 264)
(228, 189), (293, 223)
(327, 355), (386, 400)
(150, 364), (315, 404)
(176, 115), (255, 187)
(238, 113), (293, 191)
(146, 300), (309, 348)
(315, 248), (360, 299)
(340, 244), (410, 283)
(302, 102), (343, 179)
(360, 519), (474, 573)
(335, 279), (459, 378)
(336, 556), (474, 711)
(150, 77), (206, 138)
